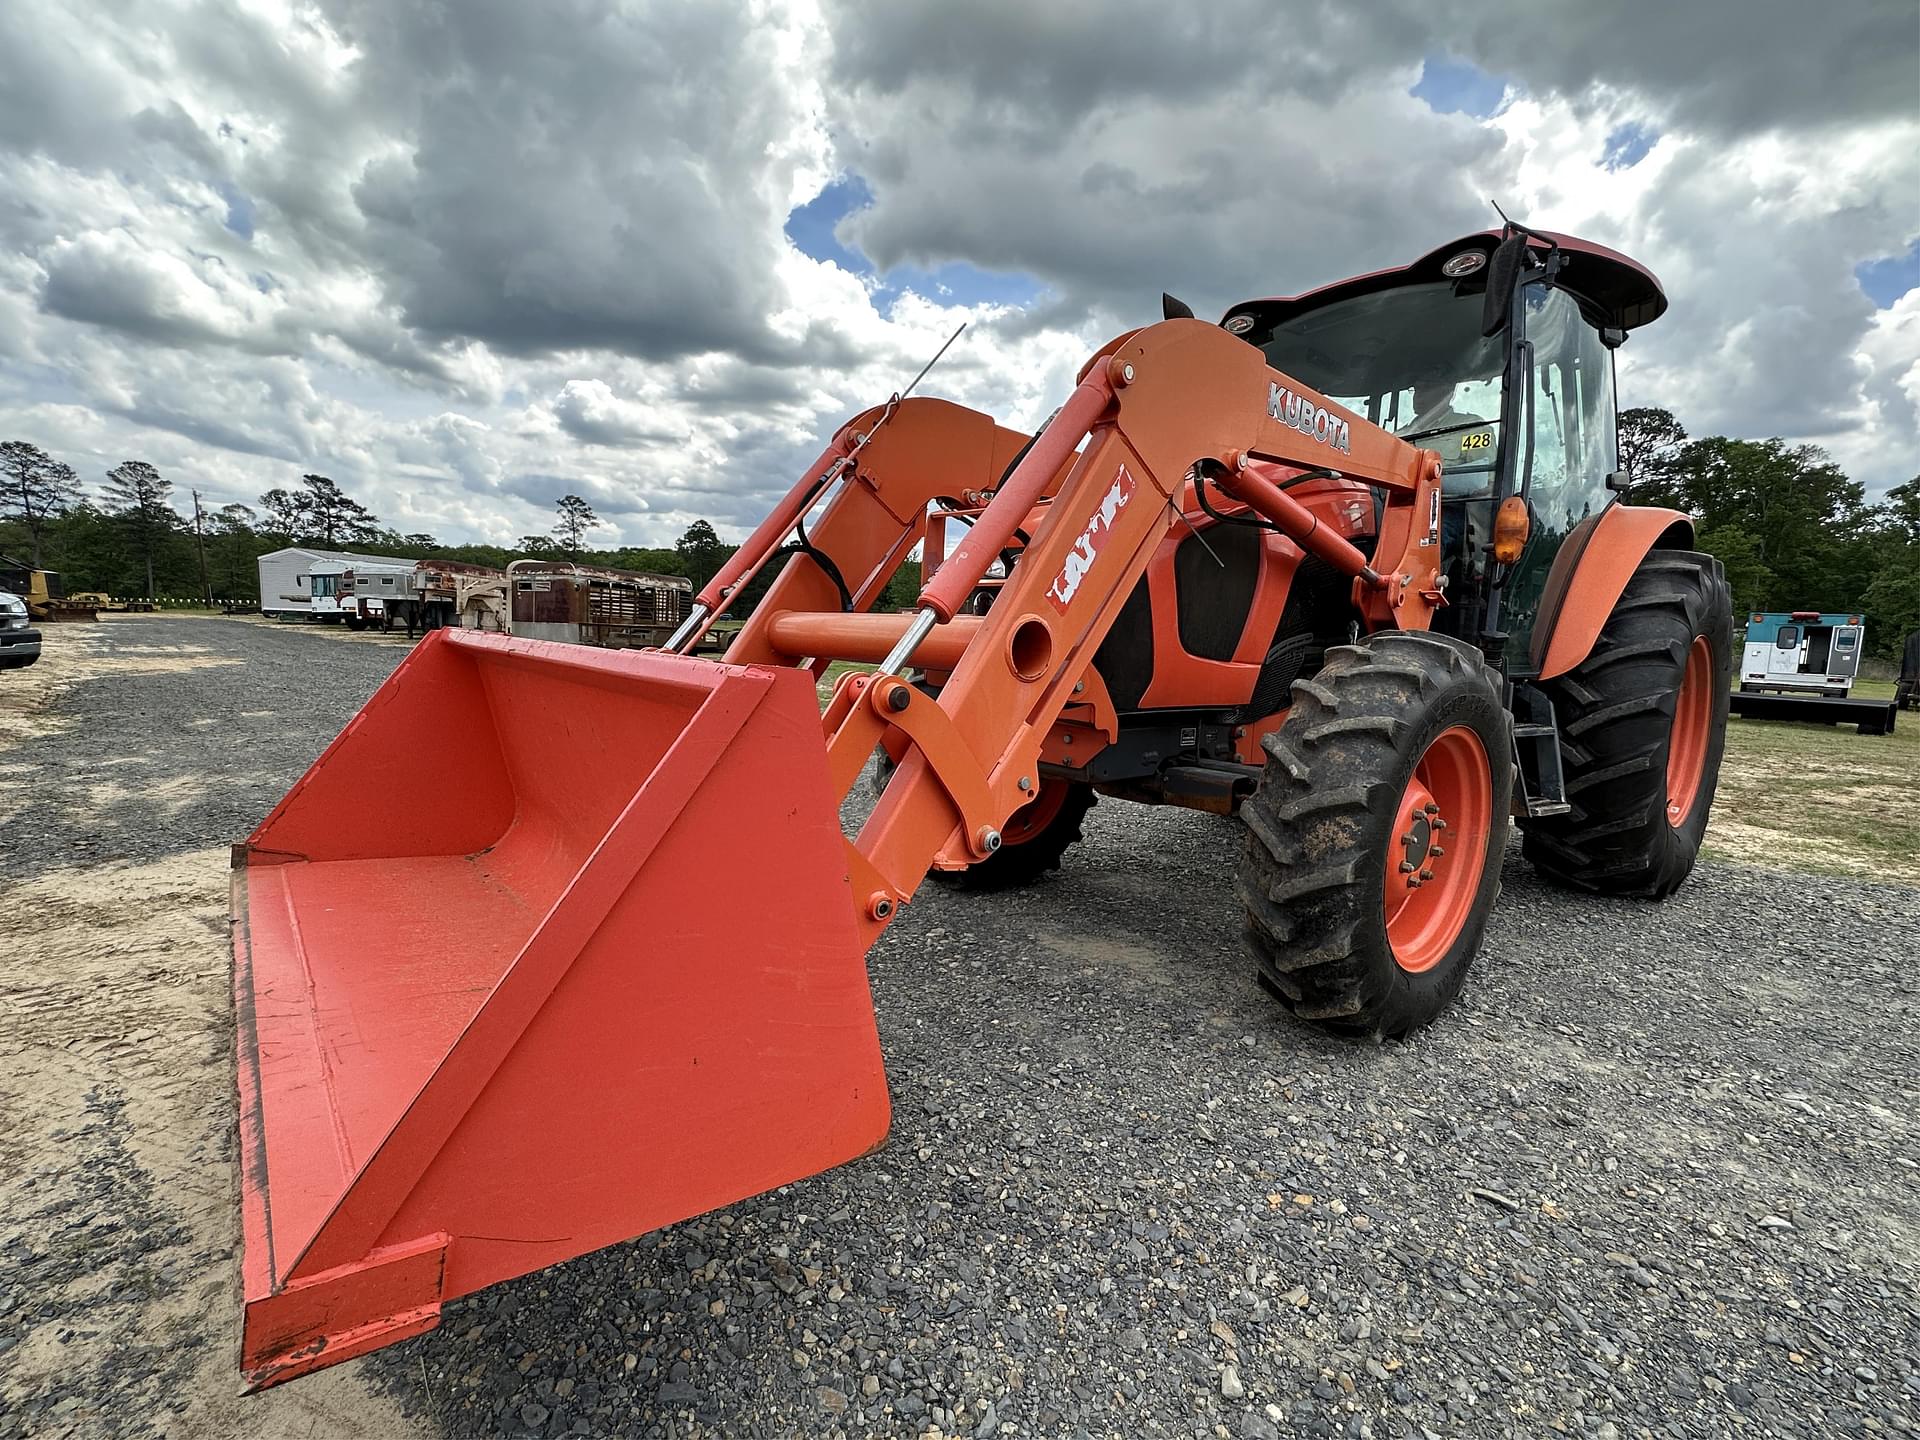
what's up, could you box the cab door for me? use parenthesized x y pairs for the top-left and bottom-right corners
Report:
(1828, 625), (1863, 681)
(1499, 285), (1617, 666)
(1766, 623), (1804, 680)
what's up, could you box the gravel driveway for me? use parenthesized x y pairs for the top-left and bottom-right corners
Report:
(3, 617), (1916, 1440)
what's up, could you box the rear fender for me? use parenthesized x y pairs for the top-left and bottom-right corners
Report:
(1531, 504), (1695, 679)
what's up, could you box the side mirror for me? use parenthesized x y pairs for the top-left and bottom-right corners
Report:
(1162, 293), (1196, 321)
(1605, 470), (1633, 493)
(1480, 233), (1528, 337)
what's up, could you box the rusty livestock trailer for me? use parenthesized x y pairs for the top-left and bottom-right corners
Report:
(507, 561), (691, 649)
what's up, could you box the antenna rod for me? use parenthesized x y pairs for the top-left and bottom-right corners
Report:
(901, 322), (966, 399)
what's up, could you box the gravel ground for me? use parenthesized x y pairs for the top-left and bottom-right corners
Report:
(3, 616), (1917, 1440)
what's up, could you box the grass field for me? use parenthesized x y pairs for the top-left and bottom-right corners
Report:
(1707, 678), (1918, 883)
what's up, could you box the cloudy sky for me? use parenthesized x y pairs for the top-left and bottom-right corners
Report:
(1, 0), (1915, 548)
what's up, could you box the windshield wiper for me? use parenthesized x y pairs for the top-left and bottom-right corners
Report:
(1399, 418), (1497, 443)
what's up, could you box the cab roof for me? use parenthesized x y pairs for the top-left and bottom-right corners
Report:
(1225, 230), (1667, 336)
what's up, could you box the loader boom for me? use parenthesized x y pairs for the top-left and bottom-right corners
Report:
(693, 317), (1446, 938)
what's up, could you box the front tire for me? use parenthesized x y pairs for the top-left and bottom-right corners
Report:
(933, 779), (1095, 892)
(1523, 550), (1732, 897)
(1237, 631), (1512, 1039)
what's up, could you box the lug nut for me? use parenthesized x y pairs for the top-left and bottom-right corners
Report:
(1419, 868), (1434, 881)
(1429, 845), (1445, 858)
(1399, 861), (1415, 874)
(1423, 803), (1439, 816)
(1433, 817), (1448, 831)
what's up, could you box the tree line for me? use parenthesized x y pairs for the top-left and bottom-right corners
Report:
(1618, 409), (1919, 654)
(4, 422), (1914, 649)
(0, 443), (928, 613)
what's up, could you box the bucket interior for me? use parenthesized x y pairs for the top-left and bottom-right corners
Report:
(236, 635), (737, 1275)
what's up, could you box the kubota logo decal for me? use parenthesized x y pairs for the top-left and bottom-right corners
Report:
(1047, 465), (1136, 612)
(1269, 383), (1353, 454)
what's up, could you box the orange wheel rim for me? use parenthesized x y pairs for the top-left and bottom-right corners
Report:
(1384, 725), (1493, 974)
(1003, 780), (1067, 845)
(1666, 635), (1713, 827)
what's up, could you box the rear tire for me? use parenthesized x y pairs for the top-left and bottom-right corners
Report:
(1237, 631), (1512, 1039)
(1523, 549), (1732, 897)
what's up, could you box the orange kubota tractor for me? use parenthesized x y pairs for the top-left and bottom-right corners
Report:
(229, 223), (1731, 1386)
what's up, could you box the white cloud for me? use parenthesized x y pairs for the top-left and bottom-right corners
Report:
(0, 0), (1912, 557)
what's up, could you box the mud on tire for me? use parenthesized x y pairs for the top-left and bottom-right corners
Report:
(1522, 549), (1732, 897)
(1236, 631), (1512, 1039)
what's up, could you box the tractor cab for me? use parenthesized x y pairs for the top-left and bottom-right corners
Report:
(1219, 229), (1668, 674)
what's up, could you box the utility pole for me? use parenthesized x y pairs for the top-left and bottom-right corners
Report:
(191, 489), (213, 607)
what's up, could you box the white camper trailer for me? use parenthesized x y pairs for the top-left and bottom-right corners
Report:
(256, 547), (415, 621)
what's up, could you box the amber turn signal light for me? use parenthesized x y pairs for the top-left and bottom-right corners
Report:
(1492, 495), (1531, 564)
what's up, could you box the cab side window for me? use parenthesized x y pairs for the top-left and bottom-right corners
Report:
(1523, 286), (1616, 536)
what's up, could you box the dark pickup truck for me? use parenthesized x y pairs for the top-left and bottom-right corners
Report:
(0, 590), (42, 669)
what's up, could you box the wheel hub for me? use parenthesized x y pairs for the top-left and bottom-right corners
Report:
(1397, 788), (1450, 888)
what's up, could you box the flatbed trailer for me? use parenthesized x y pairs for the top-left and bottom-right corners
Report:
(1729, 689), (1896, 736)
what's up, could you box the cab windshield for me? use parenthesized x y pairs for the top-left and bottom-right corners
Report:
(1257, 281), (1505, 497)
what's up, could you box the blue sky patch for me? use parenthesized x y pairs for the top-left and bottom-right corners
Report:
(871, 261), (1044, 312)
(1410, 56), (1509, 119)
(1856, 241), (1918, 309)
(217, 181), (256, 240)
(784, 174), (872, 273)
(1602, 122), (1657, 171)
(786, 173), (1043, 312)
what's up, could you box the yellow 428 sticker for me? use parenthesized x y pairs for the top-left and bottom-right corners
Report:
(1459, 431), (1493, 452)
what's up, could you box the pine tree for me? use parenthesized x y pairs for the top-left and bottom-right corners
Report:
(553, 494), (603, 559)
(102, 460), (177, 598)
(298, 474), (380, 548)
(0, 440), (80, 568)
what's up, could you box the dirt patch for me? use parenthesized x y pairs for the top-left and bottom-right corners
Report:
(226, 613), (415, 647)
(0, 623), (104, 745)
(64, 655), (244, 677)
(0, 624), (414, 1436)
(1038, 927), (1177, 980)
(0, 849), (415, 1438)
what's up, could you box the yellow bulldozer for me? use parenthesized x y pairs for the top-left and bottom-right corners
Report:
(0, 559), (97, 621)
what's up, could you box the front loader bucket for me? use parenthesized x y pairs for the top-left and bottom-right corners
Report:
(230, 630), (888, 1388)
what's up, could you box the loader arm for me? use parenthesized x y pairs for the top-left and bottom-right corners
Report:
(692, 317), (1447, 942)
